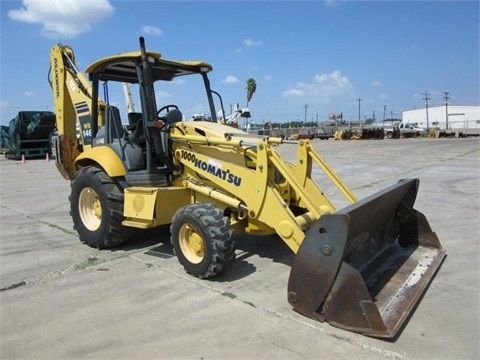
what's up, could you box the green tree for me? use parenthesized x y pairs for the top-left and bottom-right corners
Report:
(246, 78), (257, 107)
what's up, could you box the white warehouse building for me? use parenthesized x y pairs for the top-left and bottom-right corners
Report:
(402, 105), (480, 131)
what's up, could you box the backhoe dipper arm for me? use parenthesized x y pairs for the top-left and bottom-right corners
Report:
(48, 44), (105, 180)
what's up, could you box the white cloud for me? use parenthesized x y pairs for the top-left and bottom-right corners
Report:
(370, 80), (383, 87)
(283, 70), (353, 100)
(171, 78), (186, 85)
(155, 90), (171, 101)
(142, 25), (163, 36)
(244, 38), (263, 47)
(8, 0), (114, 39)
(283, 88), (305, 97)
(314, 70), (353, 91)
(222, 75), (239, 84)
(324, 0), (342, 8)
(24, 91), (35, 97)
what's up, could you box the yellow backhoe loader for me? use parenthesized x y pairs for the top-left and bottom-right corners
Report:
(48, 37), (445, 338)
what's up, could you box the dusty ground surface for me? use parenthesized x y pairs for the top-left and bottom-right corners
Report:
(1, 137), (479, 359)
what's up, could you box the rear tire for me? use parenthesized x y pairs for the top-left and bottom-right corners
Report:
(170, 203), (235, 278)
(70, 166), (132, 249)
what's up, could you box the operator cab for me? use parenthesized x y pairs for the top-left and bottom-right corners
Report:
(83, 38), (218, 186)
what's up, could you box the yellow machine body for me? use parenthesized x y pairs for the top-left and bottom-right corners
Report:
(48, 37), (445, 339)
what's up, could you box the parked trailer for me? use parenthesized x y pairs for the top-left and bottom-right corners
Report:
(1, 125), (10, 154)
(5, 111), (56, 160)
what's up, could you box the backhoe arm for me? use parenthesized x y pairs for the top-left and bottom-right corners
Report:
(48, 44), (105, 180)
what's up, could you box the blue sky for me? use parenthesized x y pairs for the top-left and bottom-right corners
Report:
(1, 0), (479, 126)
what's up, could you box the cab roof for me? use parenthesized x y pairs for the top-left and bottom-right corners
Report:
(85, 51), (213, 83)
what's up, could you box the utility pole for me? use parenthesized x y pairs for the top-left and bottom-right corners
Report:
(422, 92), (431, 130)
(357, 98), (362, 122)
(383, 105), (387, 122)
(443, 92), (450, 129)
(304, 104), (308, 126)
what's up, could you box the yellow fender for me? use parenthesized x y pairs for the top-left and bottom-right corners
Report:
(75, 146), (127, 177)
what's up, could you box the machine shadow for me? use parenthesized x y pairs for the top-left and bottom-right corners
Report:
(111, 226), (294, 283)
(112, 225), (172, 253)
(216, 233), (294, 282)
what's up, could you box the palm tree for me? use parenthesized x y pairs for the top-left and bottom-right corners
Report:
(246, 78), (257, 108)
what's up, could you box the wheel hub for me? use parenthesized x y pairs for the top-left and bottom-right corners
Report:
(179, 224), (205, 264)
(79, 187), (102, 231)
(92, 198), (102, 218)
(188, 233), (204, 254)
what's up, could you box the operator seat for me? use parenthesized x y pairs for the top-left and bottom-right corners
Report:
(127, 112), (142, 131)
(163, 109), (183, 126)
(105, 105), (125, 142)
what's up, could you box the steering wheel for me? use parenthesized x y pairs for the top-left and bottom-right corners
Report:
(157, 104), (179, 118)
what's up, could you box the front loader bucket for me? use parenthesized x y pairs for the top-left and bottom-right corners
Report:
(287, 179), (446, 338)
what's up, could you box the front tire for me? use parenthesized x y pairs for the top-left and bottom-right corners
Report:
(170, 203), (235, 278)
(70, 166), (132, 249)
